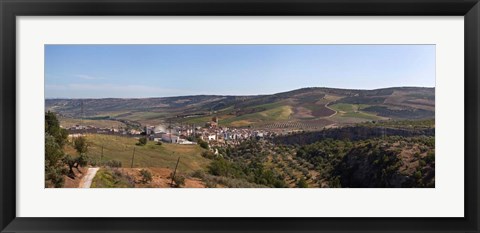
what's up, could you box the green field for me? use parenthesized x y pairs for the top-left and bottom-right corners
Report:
(181, 102), (293, 128)
(329, 103), (370, 112)
(220, 105), (292, 127)
(59, 116), (127, 129)
(86, 134), (210, 173)
(329, 103), (386, 123)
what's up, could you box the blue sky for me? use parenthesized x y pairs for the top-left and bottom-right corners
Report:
(45, 45), (435, 98)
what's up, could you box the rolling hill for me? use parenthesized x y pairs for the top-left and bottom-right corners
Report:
(46, 86), (435, 129)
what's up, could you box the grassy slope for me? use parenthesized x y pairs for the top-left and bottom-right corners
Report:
(329, 103), (387, 123)
(116, 111), (169, 121)
(59, 116), (127, 129)
(182, 102), (293, 128)
(85, 134), (210, 173)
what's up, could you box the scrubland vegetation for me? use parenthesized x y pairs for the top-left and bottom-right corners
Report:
(196, 134), (434, 188)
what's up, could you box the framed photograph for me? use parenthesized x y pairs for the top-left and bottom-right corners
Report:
(1, 0), (479, 232)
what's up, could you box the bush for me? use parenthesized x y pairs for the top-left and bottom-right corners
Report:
(91, 168), (135, 188)
(296, 177), (308, 188)
(414, 170), (422, 179)
(205, 180), (217, 188)
(329, 177), (342, 188)
(425, 152), (435, 163)
(191, 170), (205, 179)
(419, 160), (426, 166)
(138, 137), (147, 146)
(139, 169), (153, 184)
(208, 158), (236, 177)
(172, 175), (185, 188)
(73, 136), (88, 154)
(103, 160), (122, 168)
(45, 164), (66, 188)
(197, 139), (209, 149)
(201, 151), (216, 159)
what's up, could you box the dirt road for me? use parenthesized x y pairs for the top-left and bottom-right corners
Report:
(79, 167), (100, 188)
(325, 103), (338, 118)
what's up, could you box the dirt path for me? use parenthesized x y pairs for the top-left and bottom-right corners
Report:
(325, 103), (338, 118)
(79, 167), (100, 188)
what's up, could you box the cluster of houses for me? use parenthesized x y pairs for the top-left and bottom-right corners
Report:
(65, 116), (273, 146)
(144, 117), (272, 146)
(142, 125), (195, 145)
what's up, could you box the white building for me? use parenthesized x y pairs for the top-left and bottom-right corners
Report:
(178, 139), (197, 145)
(207, 134), (217, 141)
(161, 134), (179, 143)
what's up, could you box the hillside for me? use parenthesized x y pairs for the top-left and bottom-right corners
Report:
(45, 110), (435, 188)
(200, 134), (434, 188)
(85, 134), (210, 172)
(46, 86), (434, 129)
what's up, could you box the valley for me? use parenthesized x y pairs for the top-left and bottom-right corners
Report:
(45, 86), (435, 188)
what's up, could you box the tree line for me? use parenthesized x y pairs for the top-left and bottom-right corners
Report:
(45, 111), (89, 187)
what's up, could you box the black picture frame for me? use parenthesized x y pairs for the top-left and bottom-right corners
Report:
(1, 0), (479, 232)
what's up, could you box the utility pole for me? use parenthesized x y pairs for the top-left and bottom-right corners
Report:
(168, 119), (173, 143)
(193, 124), (196, 139)
(80, 100), (84, 120)
(130, 147), (136, 168)
(170, 156), (180, 186)
(81, 100), (86, 134)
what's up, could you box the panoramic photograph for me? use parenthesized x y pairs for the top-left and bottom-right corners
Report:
(45, 45), (435, 188)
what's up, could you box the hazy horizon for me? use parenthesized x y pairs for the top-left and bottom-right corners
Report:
(45, 45), (435, 99)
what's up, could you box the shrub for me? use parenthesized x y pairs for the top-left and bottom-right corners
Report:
(91, 168), (135, 188)
(201, 151), (216, 159)
(104, 160), (122, 168)
(45, 164), (66, 188)
(197, 139), (209, 149)
(191, 170), (205, 179)
(419, 160), (426, 166)
(139, 169), (153, 184)
(329, 177), (342, 188)
(205, 180), (217, 188)
(73, 136), (88, 154)
(414, 170), (422, 179)
(138, 137), (147, 146)
(425, 152), (435, 163)
(296, 177), (308, 188)
(173, 175), (185, 188)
